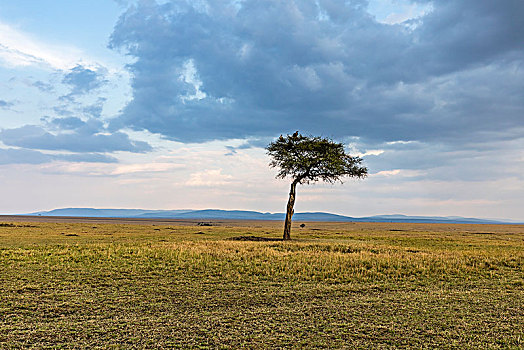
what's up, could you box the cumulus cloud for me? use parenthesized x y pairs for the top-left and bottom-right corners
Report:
(0, 148), (53, 165)
(82, 98), (107, 118)
(48, 116), (86, 130)
(0, 117), (152, 153)
(107, 0), (524, 147)
(62, 64), (109, 99)
(0, 99), (14, 109)
(111, 162), (184, 175)
(186, 169), (234, 186)
(0, 21), (90, 70)
(32, 80), (54, 92)
(58, 153), (118, 163)
(0, 54), (144, 165)
(0, 147), (117, 165)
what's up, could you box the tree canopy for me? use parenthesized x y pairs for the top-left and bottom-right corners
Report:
(267, 132), (368, 240)
(267, 131), (368, 185)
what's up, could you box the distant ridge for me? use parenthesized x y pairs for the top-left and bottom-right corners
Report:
(28, 208), (193, 218)
(22, 208), (521, 224)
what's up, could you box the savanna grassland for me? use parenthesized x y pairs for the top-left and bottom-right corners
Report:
(0, 218), (523, 349)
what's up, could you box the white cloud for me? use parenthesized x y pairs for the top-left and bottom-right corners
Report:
(186, 169), (234, 187)
(374, 169), (401, 177)
(179, 59), (206, 102)
(367, 0), (433, 25)
(373, 169), (424, 178)
(111, 162), (184, 175)
(39, 162), (111, 177)
(0, 21), (85, 70)
(38, 161), (184, 177)
(358, 149), (385, 157)
(0, 21), (126, 75)
(383, 4), (432, 25)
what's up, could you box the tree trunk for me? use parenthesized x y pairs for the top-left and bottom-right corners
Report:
(283, 180), (298, 240)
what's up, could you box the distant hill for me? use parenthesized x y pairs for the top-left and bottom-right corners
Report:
(28, 208), (193, 218)
(23, 208), (520, 224)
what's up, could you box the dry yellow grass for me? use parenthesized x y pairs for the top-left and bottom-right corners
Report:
(0, 219), (523, 348)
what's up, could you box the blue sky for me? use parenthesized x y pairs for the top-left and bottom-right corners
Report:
(0, 0), (523, 221)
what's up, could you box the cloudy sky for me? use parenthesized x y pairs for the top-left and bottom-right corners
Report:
(0, 0), (523, 220)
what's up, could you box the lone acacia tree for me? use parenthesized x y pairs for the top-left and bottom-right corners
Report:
(267, 132), (368, 240)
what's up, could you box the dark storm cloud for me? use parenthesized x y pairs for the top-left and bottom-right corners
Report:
(108, 0), (524, 145)
(0, 118), (152, 153)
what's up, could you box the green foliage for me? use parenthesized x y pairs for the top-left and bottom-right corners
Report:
(266, 131), (368, 184)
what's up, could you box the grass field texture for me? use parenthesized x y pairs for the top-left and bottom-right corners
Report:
(1, 220), (523, 349)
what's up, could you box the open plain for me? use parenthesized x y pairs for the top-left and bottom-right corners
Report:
(0, 216), (523, 349)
